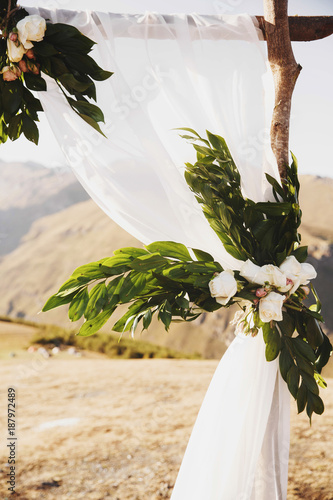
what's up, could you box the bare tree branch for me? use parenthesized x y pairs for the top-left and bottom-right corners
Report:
(257, 15), (333, 41)
(264, 0), (302, 180)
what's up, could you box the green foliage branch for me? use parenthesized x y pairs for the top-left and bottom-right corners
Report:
(43, 129), (332, 420)
(0, 0), (112, 145)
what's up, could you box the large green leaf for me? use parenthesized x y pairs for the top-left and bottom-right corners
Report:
(24, 73), (47, 92)
(79, 306), (115, 337)
(85, 282), (108, 320)
(146, 241), (191, 261)
(68, 288), (89, 321)
(22, 114), (39, 144)
(42, 290), (77, 312)
(119, 272), (147, 303)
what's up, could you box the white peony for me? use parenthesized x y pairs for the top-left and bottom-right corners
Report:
(279, 256), (317, 294)
(7, 39), (26, 62)
(17, 15), (46, 49)
(259, 291), (285, 323)
(209, 270), (238, 306)
(239, 260), (286, 288)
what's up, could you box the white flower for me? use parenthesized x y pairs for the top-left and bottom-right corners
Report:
(259, 291), (285, 323)
(279, 255), (317, 294)
(239, 260), (286, 288)
(260, 264), (286, 288)
(7, 39), (26, 62)
(239, 260), (262, 283)
(17, 15), (46, 49)
(209, 270), (238, 306)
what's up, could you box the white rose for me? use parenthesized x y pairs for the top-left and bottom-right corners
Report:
(279, 256), (317, 294)
(17, 15), (46, 49)
(299, 263), (317, 284)
(259, 291), (285, 323)
(259, 264), (286, 288)
(239, 260), (286, 288)
(209, 270), (238, 306)
(239, 260), (262, 284)
(7, 39), (26, 62)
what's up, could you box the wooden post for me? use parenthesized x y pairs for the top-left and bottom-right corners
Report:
(263, 0), (302, 180)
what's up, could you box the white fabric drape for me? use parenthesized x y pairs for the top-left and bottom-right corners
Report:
(24, 7), (290, 499)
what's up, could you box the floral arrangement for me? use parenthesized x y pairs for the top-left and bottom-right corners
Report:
(0, 0), (112, 145)
(43, 129), (332, 420)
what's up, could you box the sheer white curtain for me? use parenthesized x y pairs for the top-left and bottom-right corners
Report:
(24, 6), (290, 499)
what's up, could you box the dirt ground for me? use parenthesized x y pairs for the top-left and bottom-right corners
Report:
(0, 355), (332, 500)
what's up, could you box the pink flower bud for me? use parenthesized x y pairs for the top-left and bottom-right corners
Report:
(2, 69), (18, 81)
(301, 286), (310, 296)
(9, 32), (18, 42)
(18, 59), (28, 72)
(31, 62), (40, 75)
(255, 288), (268, 298)
(253, 298), (259, 306)
(25, 49), (35, 60)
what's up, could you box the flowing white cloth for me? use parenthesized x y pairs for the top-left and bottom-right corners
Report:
(24, 7), (290, 499)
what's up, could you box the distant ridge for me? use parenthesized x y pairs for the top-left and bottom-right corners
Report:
(0, 164), (332, 358)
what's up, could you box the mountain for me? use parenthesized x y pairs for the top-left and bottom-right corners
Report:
(0, 161), (89, 255)
(0, 163), (332, 358)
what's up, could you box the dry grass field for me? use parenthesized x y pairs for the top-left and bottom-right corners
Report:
(0, 337), (332, 500)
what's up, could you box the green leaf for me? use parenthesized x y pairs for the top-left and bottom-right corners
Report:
(142, 309), (152, 330)
(112, 301), (145, 333)
(22, 114), (39, 144)
(307, 392), (324, 419)
(192, 248), (215, 262)
(146, 241), (191, 261)
(159, 308), (172, 331)
(300, 371), (319, 395)
(7, 113), (23, 141)
(85, 282), (108, 320)
(23, 73), (47, 92)
(255, 202), (293, 217)
(292, 337), (316, 363)
(314, 372), (327, 389)
(100, 255), (132, 275)
(130, 253), (167, 272)
(265, 173), (285, 200)
(42, 291), (77, 312)
(59, 73), (92, 92)
(297, 382), (307, 414)
(78, 113), (106, 136)
(79, 306), (115, 337)
(263, 324), (281, 361)
(306, 316), (324, 349)
(72, 260), (109, 280)
(68, 288), (89, 321)
(222, 244), (247, 261)
(287, 365), (300, 399)
(113, 247), (148, 258)
(278, 311), (295, 337)
(279, 347), (294, 382)
(119, 272), (147, 303)
(315, 334), (332, 373)
(67, 97), (105, 122)
(2, 81), (23, 116)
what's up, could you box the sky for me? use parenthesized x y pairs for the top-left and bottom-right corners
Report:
(0, 0), (332, 178)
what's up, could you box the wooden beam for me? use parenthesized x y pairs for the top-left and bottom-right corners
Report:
(263, 0), (302, 180)
(256, 15), (333, 42)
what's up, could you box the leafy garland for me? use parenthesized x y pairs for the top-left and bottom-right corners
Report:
(0, 0), (112, 145)
(43, 129), (332, 421)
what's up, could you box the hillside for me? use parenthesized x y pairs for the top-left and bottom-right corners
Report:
(0, 164), (332, 358)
